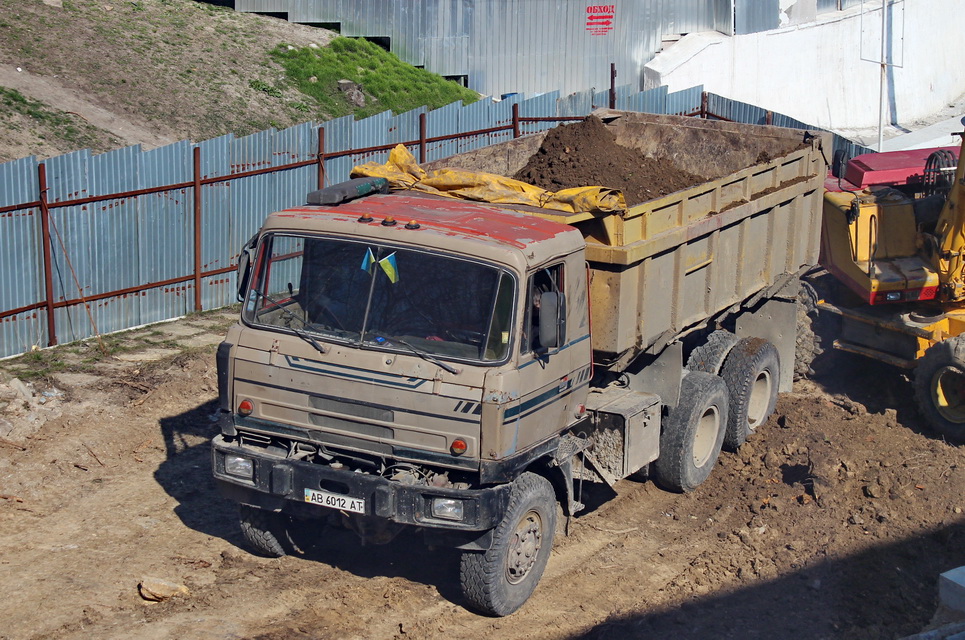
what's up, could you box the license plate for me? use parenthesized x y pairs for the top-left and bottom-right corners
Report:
(304, 488), (365, 514)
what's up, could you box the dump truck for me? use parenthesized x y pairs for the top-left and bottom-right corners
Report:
(808, 123), (965, 441)
(211, 110), (830, 615)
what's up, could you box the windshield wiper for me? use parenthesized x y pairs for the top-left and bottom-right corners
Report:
(367, 333), (460, 375)
(252, 290), (327, 355)
(397, 338), (461, 375)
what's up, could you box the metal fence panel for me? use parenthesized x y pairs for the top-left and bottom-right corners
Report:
(456, 98), (498, 153)
(0, 157), (44, 353)
(557, 89), (594, 117)
(666, 86), (704, 115)
(624, 85), (669, 114)
(426, 101), (464, 161)
(321, 115), (357, 186)
(138, 140), (195, 327)
(518, 92), (560, 136)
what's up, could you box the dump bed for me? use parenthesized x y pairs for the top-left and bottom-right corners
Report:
(428, 110), (830, 364)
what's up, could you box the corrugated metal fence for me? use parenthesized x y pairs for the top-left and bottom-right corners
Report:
(0, 87), (869, 358)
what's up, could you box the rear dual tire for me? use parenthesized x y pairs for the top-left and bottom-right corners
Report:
(720, 337), (780, 450)
(688, 331), (781, 450)
(655, 371), (729, 493)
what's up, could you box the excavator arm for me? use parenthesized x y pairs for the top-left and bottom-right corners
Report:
(933, 129), (965, 301)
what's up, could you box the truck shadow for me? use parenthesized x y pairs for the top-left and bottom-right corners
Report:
(155, 399), (241, 543)
(153, 400), (465, 604)
(572, 520), (965, 640)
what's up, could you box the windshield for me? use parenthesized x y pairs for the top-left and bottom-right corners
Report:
(243, 234), (516, 363)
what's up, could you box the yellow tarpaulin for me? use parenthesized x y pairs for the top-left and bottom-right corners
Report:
(350, 144), (626, 215)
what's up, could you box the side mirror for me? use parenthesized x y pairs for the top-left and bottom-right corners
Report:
(538, 291), (566, 350)
(236, 235), (258, 302)
(831, 149), (849, 179)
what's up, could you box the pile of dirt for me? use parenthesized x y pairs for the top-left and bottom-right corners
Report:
(513, 115), (706, 205)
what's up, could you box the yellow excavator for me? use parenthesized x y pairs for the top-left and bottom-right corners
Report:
(812, 118), (965, 441)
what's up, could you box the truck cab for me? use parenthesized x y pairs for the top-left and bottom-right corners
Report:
(213, 186), (592, 608)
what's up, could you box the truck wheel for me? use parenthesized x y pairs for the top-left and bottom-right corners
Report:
(460, 472), (557, 616)
(914, 337), (965, 443)
(239, 504), (298, 557)
(687, 329), (739, 375)
(720, 337), (780, 450)
(654, 371), (729, 493)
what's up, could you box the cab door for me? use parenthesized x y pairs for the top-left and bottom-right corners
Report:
(499, 254), (592, 456)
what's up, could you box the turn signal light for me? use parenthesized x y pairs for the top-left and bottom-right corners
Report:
(238, 399), (253, 416)
(450, 439), (468, 455)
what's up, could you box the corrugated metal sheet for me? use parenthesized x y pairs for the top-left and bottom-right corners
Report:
(735, 0), (779, 34)
(0, 157), (44, 354)
(666, 86), (704, 115)
(715, 0), (735, 35)
(138, 140), (194, 327)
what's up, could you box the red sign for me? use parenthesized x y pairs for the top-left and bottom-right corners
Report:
(586, 4), (615, 35)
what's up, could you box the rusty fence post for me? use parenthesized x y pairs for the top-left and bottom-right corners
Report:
(317, 127), (327, 189)
(609, 63), (617, 110)
(419, 113), (427, 163)
(38, 163), (57, 346)
(512, 103), (521, 139)
(193, 146), (203, 313)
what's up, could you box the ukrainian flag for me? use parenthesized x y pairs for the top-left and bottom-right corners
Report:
(360, 248), (376, 273)
(379, 253), (399, 283)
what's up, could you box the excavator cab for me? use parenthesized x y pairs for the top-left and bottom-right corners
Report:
(820, 133), (963, 306)
(821, 186), (940, 305)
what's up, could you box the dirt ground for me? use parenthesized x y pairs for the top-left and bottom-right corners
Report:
(513, 115), (705, 204)
(0, 309), (963, 640)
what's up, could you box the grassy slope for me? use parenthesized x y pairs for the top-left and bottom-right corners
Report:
(0, 0), (477, 162)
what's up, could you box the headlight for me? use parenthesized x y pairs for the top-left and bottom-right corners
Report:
(431, 497), (465, 521)
(225, 455), (254, 479)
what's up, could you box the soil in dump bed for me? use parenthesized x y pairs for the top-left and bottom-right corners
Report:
(513, 115), (708, 205)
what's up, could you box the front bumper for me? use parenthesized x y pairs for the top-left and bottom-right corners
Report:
(212, 435), (510, 533)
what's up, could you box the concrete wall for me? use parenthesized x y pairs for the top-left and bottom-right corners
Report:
(644, 0), (965, 130)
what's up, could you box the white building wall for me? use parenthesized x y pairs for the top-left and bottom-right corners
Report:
(644, 0), (965, 130)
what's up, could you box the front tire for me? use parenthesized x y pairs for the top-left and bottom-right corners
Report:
(914, 337), (965, 443)
(460, 472), (557, 616)
(654, 371), (729, 493)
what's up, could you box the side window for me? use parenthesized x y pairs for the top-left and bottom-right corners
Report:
(522, 263), (564, 353)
